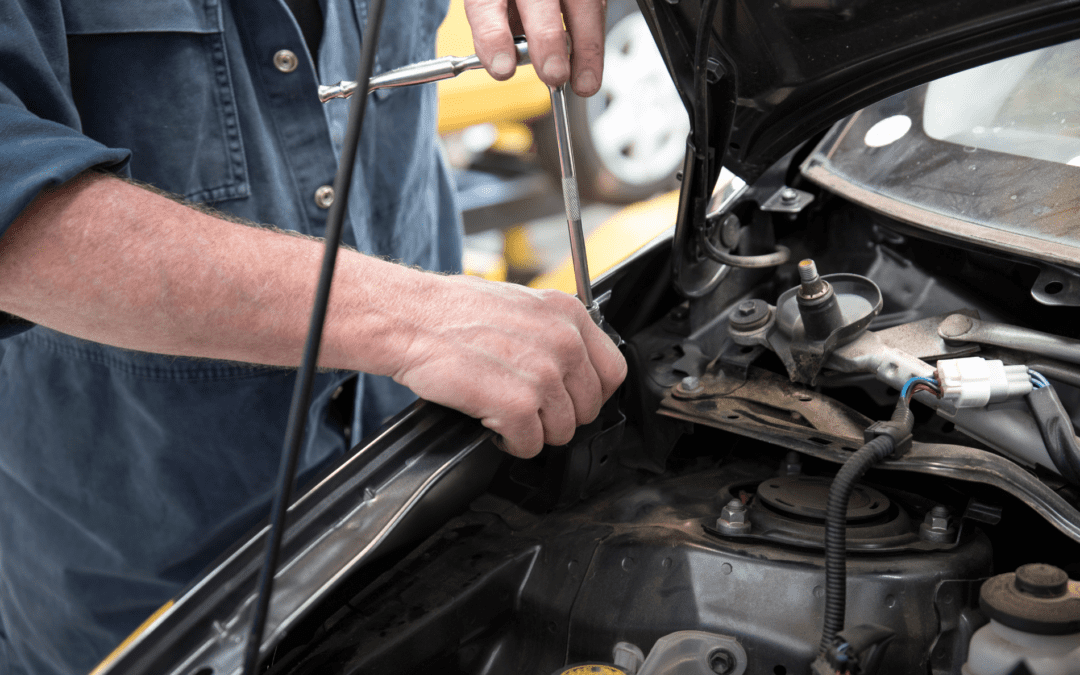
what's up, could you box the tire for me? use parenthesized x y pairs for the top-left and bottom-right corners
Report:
(538, 0), (690, 203)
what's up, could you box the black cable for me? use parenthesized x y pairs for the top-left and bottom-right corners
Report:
(819, 401), (914, 654)
(691, 0), (720, 236)
(1027, 382), (1080, 486)
(240, 0), (387, 672)
(691, 0), (719, 182)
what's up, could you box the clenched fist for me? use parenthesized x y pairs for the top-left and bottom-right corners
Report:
(391, 273), (626, 458)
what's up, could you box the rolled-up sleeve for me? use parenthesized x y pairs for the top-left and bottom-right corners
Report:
(0, 0), (131, 335)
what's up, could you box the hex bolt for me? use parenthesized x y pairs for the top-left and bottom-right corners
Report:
(716, 498), (751, 535)
(705, 57), (724, 83)
(681, 375), (701, 391)
(919, 504), (955, 543)
(781, 451), (803, 476)
(780, 187), (799, 204)
(709, 648), (736, 675)
(729, 299), (771, 332)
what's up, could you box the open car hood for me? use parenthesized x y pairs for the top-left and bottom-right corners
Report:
(639, 0), (1080, 295)
(640, 0), (1080, 181)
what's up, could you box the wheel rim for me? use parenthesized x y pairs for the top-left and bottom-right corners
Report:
(586, 12), (690, 188)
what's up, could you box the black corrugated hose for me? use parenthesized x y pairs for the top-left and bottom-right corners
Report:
(819, 400), (915, 655)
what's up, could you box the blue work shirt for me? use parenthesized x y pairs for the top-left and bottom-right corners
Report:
(0, 1), (461, 673)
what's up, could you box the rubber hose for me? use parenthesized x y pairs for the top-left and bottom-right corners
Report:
(1027, 385), (1080, 485)
(819, 403), (913, 654)
(700, 230), (792, 269)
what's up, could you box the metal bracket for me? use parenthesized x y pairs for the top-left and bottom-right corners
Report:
(759, 186), (815, 213)
(1032, 264), (1080, 307)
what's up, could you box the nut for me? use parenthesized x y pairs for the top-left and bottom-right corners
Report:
(728, 299), (771, 331)
(721, 499), (747, 524)
(709, 648), (736, 675)
(781, 451), (803, 476)
(681, 375), (701, 392)
(717, 498), (751, 535)
(919, 505), (955, 543)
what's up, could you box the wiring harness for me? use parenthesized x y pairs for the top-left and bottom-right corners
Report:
(816, 361), (1064, 674)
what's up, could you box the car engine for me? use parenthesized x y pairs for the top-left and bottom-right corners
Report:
(257, 126), (1080, 673)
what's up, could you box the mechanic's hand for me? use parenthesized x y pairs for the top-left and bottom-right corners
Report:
(393, 275), (626, 458)
(463, 0), (605, 97)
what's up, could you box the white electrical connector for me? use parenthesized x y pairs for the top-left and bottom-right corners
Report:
(935, 357), (1032, 408)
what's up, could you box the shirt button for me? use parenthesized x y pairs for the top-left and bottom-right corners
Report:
(273, 49), (299, 73)
(314, 185), (335, 209)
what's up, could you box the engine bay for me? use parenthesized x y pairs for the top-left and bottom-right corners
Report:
(257, 146), (1080, 674)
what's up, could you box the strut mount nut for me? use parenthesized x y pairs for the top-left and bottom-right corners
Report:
(781, 451), (803, 476)
(919, 505), (955, 543)
(717, 498), (751, 535)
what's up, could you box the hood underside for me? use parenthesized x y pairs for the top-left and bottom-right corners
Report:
(639, 0), (1080, 184)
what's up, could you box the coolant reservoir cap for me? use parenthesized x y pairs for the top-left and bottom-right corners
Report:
(980, 564), (1080, 635)
(551, 665), (626, 675)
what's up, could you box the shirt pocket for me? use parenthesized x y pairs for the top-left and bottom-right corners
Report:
(64, 0), (249, 204)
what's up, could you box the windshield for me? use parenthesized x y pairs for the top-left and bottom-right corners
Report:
(801, 38), (1080, 273)
(923, 39), (1080, 167)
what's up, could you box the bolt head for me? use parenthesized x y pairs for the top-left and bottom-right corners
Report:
(780, 187), (799, 203)
(719, 214), (743, 249)
(927, 514), (950, 531)
(681, 375), (701, 391)
(729, 299), (771, 331)
(709, 648), (736, 675)
(940, 314), (974, 338)
(781, 451), (803, 476)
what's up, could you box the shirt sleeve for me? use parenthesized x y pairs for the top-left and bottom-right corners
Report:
(0, 0), (132, 336)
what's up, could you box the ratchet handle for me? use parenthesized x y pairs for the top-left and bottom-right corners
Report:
(318, 38), (531, 102)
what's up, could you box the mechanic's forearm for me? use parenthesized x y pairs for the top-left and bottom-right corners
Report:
(0, 171), (423, 374)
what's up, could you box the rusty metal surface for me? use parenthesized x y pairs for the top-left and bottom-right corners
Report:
(664, 365), (872, 448)
(659, 373), (1080, 543)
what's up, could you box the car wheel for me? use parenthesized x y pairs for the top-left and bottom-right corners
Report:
(538, 0), (690, 203)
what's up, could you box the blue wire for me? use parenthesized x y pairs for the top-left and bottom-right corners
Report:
(1029, 369), (1049, 389)
(901, 376), (939, 400)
